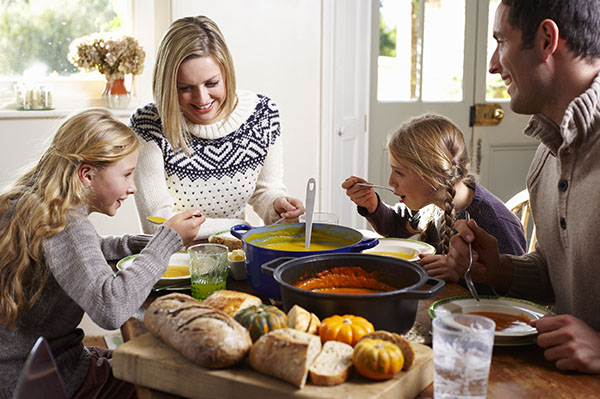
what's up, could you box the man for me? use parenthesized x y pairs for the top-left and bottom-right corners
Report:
(447, 0), (600, 374)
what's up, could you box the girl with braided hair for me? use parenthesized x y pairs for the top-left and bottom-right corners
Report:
(0, 108), (204, 398)
(342, 113), (526, 289)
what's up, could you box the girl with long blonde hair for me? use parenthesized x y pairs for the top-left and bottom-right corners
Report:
(0, 108), (204, 398)
(342, 113), (526, 286)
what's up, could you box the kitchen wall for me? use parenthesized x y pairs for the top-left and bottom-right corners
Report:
(0, 0), (322, 236)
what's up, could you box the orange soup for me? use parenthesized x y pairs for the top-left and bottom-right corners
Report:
(468, 311), (531, 332)
(162, 265), (190, 278)
(294, 266), (395, 294)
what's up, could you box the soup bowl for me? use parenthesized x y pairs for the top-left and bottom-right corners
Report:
(231, 223), (378, 298)
(261, 253), (445, 333)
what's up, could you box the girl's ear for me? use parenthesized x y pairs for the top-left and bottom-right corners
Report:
(78, 164), (95, 187)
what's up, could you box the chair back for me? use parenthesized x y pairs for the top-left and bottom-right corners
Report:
(13, 337), (68, 399)
(505, 189), (537, 253)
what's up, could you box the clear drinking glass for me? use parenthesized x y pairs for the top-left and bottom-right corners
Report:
(188, 244), (228, 301)
(433, 314), (496, 399)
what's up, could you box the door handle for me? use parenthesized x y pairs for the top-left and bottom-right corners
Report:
(469, 103), (504, 126)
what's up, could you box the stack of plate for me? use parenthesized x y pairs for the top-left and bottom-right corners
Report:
(429, 296), (554, 346)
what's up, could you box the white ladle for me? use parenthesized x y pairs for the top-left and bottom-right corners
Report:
(304, 178), (316, 249)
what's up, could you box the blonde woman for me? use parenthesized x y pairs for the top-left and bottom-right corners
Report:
(342, 114), (526, 288)
(130, 15), (304, 239)
(0, 108), (203, 398)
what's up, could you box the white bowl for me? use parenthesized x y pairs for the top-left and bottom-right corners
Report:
(362, 238), (435, 261)
(117, 251), (189, 287)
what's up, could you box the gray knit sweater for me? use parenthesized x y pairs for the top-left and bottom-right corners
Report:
(0, 207), (182, 398)
(507, 72), (600, 331)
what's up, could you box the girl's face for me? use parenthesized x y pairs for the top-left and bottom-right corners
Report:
(176, 55), (226, 125)
(87, 150), (138, 216)
(388, 153), (439, 211)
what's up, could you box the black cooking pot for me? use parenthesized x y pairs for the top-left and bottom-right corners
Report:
(231, 223), (378, 299)
(262, 253), (445, 333)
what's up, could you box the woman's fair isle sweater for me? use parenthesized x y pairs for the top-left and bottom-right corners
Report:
(506, 72), (600, 331)
(130, 90), (288, 240)
(0, 207), (182, 399)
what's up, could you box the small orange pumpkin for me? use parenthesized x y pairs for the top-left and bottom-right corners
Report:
(319, 314), (374, 347)
(352, 338), (404, 380)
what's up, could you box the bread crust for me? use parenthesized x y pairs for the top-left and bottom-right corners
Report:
(144, 293), (252, 369)
(202, 290), (262, 317)
(249, 328), (322, 388)
(360, 330), (415, 370)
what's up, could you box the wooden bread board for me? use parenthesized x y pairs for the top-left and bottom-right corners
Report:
(113, 332), (433, 399)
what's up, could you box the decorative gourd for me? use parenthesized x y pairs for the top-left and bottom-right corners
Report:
(234, 304), (288, 341)
(352, 338), (404, 380)
(319, 314), (374, 347)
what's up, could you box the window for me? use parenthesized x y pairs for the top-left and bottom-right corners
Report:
(377, 0), (465, 102)
(485, 0), (509, 100)
(0, 0), (134, 110)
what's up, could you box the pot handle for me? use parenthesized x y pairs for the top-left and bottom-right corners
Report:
(350, 237), (379, 251)
(261, 257), (295, 277)
(230, 224), (254, 240)
(402, 277), (446, 299)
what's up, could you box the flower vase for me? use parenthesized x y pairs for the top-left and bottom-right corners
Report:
(103, 78), (131, 109)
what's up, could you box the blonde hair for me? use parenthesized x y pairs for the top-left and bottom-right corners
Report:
(387, 114), (475, 254)
(153, 15), (237, 152)
(0, 108), (138, 328)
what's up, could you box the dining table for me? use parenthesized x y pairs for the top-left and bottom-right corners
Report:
(119, 276), (600, 399)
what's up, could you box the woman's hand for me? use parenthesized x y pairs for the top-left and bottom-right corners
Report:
(419, 254), (461, 282)
(341, 176), (378, 214)
(533, 314), (600, 374)
(274, 196), (305, 220)
(164, 209), (205, 245)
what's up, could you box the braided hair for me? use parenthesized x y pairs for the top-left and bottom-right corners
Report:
(387, 114), (476, 254)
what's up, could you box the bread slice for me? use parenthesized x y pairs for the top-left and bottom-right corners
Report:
(306, 313), (321, 335)
(287, 304), (311, 332)
(309, 340), (353, 386)
(202, 290), (262, 317)
(361, 330), (415, 370)
(249, 328), (322, 388)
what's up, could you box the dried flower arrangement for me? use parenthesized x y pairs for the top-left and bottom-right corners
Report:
(69, 33), (145, 81)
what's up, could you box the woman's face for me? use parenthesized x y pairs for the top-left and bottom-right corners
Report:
(387, 153), (439, 211)
(176, 56), (226, 125)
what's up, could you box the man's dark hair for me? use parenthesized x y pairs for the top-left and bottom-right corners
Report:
(502, 0), (600, 59)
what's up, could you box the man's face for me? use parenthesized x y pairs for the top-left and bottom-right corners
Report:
(489, 4), (544, 114)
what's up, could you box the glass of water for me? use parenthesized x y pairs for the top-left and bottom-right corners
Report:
(432, 313), (495, 399)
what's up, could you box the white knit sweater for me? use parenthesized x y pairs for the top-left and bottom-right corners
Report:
(130, 90), (288, 239)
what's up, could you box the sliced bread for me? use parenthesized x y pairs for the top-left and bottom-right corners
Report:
(287, 304), (312, 332)
(306, 312), (321, 335)
(309, 340), (354, 386)
(249, 328), (322, 388)
(361, 330), (415, 370)
(201, 290), (262, 317)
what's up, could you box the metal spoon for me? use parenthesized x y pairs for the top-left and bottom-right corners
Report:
(304, 178), (316, 249)
(357, 183), (394, 193)
(463, 211), (480, 301)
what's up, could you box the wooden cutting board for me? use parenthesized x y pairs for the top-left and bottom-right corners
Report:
(113, 333), (433, 399)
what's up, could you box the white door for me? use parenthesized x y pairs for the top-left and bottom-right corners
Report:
(322, 0), (371, 228)
(368, 0), (538, 217)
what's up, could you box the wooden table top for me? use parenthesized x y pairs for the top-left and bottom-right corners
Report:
(120, 279), (600, 399)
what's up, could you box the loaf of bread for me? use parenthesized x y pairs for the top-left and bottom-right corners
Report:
(249, 328), (322, 388)
(144, 293), (252, 369)
(309, 340), (354, 386)
(360, 330), (415, 370)
(202, 290), (262, 317)
(208, 232), (242, 250)
(287, 304), (321, 335)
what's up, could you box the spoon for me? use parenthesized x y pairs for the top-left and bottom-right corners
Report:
(304, 178), (316, 249)
(147, 216), (167, 225)
(357, 183), (394, 193)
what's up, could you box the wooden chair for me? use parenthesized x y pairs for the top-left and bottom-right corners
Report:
(13, 337), (68, 399)
(505, 189), (537, 253)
